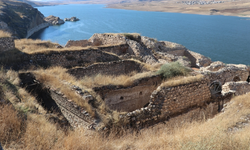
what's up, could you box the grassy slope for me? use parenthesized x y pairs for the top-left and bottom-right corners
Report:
(1, 37), (250, 149)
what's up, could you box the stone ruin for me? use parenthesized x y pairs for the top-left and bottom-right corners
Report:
(5, 33), (250, 131)
(0, 37), (15, 52)
(65, 33), (209, 67)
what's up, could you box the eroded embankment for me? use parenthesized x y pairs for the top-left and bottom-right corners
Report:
(18, 72), (101, 129)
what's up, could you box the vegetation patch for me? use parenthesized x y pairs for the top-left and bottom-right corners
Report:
(156, 62), (191, 79)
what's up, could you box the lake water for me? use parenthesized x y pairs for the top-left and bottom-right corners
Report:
(33, 4), (250, 65)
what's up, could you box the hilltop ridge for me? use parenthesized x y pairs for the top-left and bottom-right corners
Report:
(0, 0), (49, 38)
(1, 32), (250, 149)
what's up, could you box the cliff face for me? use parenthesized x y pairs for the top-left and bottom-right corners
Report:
(0, 0), (49, 38)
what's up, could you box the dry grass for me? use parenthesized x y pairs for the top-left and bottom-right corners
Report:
(128, 58), (163, 72)
(23, 114), (65, 150)
(0, 105), (23, 146)
(14, 38), (122, 57)
(160, 74), (204, 89)
(0, 30), (11, 38)
(2, 65), (250, 149)
(15, 39), (61, 54)
(2, 92), (250, 150)
(0, 68), (44, 114)
(80, 71), (155, 88)
(31, 67), (96, 116)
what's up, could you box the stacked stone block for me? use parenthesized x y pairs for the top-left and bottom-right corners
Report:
(0, 37), (15, 52)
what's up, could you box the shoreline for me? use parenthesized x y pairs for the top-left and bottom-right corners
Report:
(106, 5), (250, 18)
(34, 2), (250, 18)
(105, 0), (250, 18)
(105, 6), (250, 20)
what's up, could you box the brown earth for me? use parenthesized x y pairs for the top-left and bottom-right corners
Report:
(106, 0), (250, 17)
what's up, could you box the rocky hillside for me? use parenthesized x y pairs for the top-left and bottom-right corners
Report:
(1, 33), (250, 149)
(0, 0), (49, 38)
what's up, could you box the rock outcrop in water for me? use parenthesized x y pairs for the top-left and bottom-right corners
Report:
(0, 0), (49, 38)
(64, 17), (79, 22)
(45, 15), (65, 25)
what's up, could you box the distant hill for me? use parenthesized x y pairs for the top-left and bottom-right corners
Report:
(0, 0), (48, 38)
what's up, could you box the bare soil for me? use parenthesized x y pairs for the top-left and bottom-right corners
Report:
(106, 0), (250, 17)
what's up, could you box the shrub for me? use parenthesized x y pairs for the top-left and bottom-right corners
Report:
(157, 62), (191, 79)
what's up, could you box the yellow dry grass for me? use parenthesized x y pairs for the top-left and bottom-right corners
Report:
(14, 38), (123, 57)
(2, 92), (250, 149)
(15, 39), (61, 54)
(31, 67), (96, 116)
(160, 74), (204, 89)
(2, 63), (250, 149)
(0, 68), (45, 114)
(80, 71), (155, 88)
(0, 30), (11, 38)
(0, 105), (23, 146)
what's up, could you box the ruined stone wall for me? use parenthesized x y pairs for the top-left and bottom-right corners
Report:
(68, 60), (143, 78)
(120, 79), (236, 129)
(94, 75), (162, 112)
(89, 33), (127, 45)
(202, 64), (249, 85)
(50, 90), (97, 129)
(222, 81), (250, 96)
(120, 78), (215, 129)
(150, 79), (211, 117)
(0, 37), (15, 52)
(98, 44), (134, 55)
(65, 40), (90, 47)
(28, 49), (120, 68)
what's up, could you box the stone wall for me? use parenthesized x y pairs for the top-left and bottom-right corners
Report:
(29, 49), (120, 68)
(120, 77), (233, 129)
(0, 37), (15, 52)
(201, 64), (249, 85)
(65, 40), (134, 56)
(89, 33), (127, 45)
(222, 81), (250, 96)
(5, 49), (120, 70)
(68, 60), (143, 78)
(188, 50), (212, 67)
(98, 44), (134, 55)
(65, 40), (91, 47)
(94, 75), (162, 112)
(150, 78), (211, 117)
(19, 72), (100, 129)
(50, 90), (97, 129)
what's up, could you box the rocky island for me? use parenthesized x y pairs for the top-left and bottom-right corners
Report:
(64, 17), (80, 22)
(44, 15), (65, 25)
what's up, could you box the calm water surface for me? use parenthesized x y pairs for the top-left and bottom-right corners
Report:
(33, 4), (250, 65)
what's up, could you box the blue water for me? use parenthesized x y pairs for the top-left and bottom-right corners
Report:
(34, 4), (250, 65)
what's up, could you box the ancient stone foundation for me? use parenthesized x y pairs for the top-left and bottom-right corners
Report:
(94, 75), (162, 112)
(68, 60), (144, 78)
(0, 37), (15, 52)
